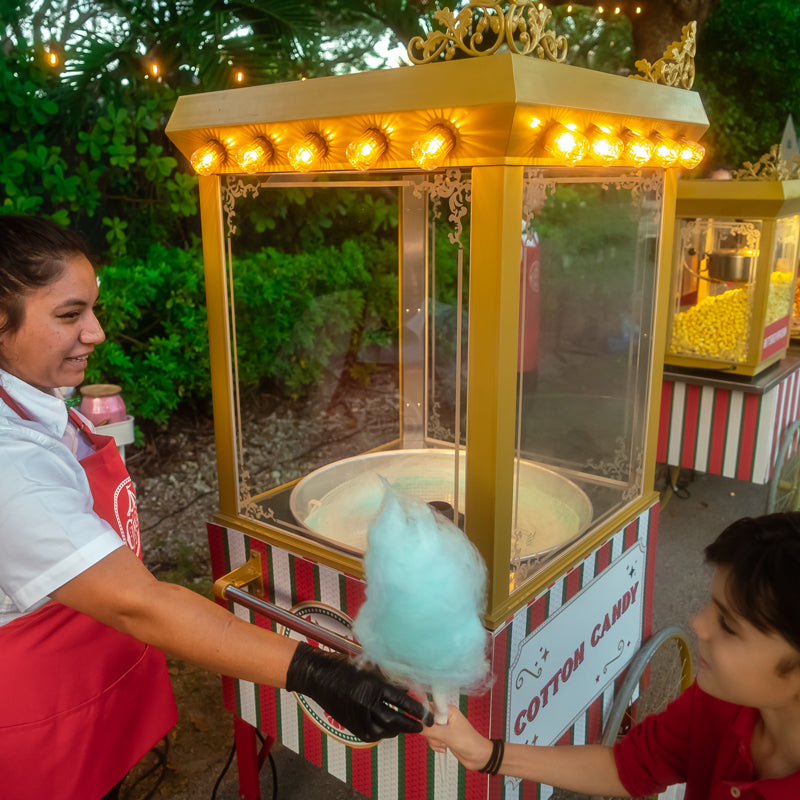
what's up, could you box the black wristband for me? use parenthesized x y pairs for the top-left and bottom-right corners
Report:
(479, 738), (505, 776)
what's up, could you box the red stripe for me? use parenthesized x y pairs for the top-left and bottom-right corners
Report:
(623, 518), (639, 551)
(221, 674), (237, 715)
(293, 557), (316, 602)
(707, 389), (730, 474)
(564, 565), (582, 602)
(465, 693), (492, 799)
(586, 694), (603, 744)
(680, 383), (701, 466)
(773, 382), (787, 468)
(343, 573), (366, 618)
(258, 687), (278, 739)
(206, 523), (227, 584)
(302, 712), (323, 767)
(350, 743), (373, 797)
(527, 593), (548, 633)
(595, 540), (612, 574)
(642, 505), (658, 642)
(402, 733), (429, 800)
(656, 381), (674, 462)
(736, 393), (760, 481)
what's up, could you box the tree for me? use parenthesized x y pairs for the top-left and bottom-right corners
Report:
(693, 0), (800, 171)
(627, 1), (720, 64)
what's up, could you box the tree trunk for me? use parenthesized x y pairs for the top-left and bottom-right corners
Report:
(630, 0), (721, 64)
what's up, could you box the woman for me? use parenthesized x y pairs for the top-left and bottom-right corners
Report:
(0, 215), (430, 800)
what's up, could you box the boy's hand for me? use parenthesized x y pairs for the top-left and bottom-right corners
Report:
(421, 704), (494, 771)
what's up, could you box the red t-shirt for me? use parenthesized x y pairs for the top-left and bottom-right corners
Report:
(614, 682), (800, 799)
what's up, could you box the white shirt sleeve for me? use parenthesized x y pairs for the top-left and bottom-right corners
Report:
(0, 420), (123, 614)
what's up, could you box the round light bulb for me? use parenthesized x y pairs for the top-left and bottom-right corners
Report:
(190, 140), (227, 175)
(677, 137), (706, 169)
(587, 125), (622, 164)
(346, 129), (388, 171)
(650, 133), (680, 167)
(288, 133), (328, 171)
(411, 125), (456, 170)
(622, 130), (654, 166)
(542, 122), (588, 163)
(234, 137), (274, 173)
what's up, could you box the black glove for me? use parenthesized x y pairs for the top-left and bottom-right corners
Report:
(286, 642), (434, 742)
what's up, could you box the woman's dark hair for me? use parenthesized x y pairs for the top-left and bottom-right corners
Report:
(0, 214), (93, 336)
(705, 513), (800, 658)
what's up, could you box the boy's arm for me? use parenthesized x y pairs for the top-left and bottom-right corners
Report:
(423, 705), (630, 797)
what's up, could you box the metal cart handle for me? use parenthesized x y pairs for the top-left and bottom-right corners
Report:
(213, 552), (362, 657)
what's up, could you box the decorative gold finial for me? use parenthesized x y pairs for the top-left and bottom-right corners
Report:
(631, 21), (696, 89)
(733, 145), (800, 181)
(407, 1), (568, 65)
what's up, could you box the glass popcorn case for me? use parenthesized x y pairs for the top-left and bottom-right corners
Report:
(166, 20), (707, 798)
(666, 179), (800, 376)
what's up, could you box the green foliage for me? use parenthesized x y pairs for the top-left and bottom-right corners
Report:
(85, 237), (399, 423)
(85, 244), (211, 425)
(695, 0), (800, 171)
(550, 5), (635, 75)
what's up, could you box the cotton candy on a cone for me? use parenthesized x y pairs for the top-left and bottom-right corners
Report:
(353, 481), (490, 694)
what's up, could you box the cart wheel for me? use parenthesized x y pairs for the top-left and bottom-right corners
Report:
(767, 420), (800, 514)
(551, 627), (692, 800)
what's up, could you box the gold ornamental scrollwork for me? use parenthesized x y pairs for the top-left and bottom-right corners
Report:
(631, 21), (696, 89)
(733, 144), (800, 181)
(407, 1), (567, 64)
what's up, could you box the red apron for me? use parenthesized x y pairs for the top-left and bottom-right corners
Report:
(0, 387), (177, 800)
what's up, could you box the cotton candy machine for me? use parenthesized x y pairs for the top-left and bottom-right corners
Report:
(289, 449), (592, 558)
(167, 6), (710, 797)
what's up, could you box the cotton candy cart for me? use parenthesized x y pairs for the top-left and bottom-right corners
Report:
(165, 7), (708, 799)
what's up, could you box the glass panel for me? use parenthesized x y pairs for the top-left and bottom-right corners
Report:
(222, 171), (470, 555)
(510, 168), (663, 591)
(770, 215), (800, 329)
(669, 218), (761, 364)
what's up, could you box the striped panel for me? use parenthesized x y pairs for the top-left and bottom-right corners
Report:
(206, 502), (657, 800)
(658, 377), (788, 482)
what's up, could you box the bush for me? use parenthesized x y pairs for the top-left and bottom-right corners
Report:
(86, 238), (399, 425)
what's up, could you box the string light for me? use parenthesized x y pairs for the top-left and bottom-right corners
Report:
(542, 122), (588, 163)
(411, 124), (456, 170)
(235, 71), (244, 83)
(677, 137), (706, 169)
(288, 132), (328, 171)
(346, 128), (389, 171)
(234, 136), (274, 173)
(621, 129), (653, 166)
(190, 140), (227, 175)
(649, 132), (680, 167)
(587, 125), (623, 164)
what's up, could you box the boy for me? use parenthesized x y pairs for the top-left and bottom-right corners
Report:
(422, 513), (800, 798)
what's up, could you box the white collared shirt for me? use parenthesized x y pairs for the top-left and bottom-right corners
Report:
(0, 370), (123, 625)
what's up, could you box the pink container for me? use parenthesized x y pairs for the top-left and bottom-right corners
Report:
(78, 384), (127, 426)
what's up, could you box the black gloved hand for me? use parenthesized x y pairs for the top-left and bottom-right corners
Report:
(286, 642), (434, 742)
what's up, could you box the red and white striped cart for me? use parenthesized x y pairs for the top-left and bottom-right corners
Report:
(166, 9), (707, 799)
(658, 352), (800, 512)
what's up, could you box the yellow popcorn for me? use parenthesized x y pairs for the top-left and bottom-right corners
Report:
(670, 287), (749, 362)
(766, 270), (794, 325)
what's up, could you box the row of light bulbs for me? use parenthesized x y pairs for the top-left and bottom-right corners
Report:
(189, 119), (705, 176)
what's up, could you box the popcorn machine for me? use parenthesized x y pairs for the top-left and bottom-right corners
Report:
(666, 179), (800, 375)
(166, 8), (707, 798)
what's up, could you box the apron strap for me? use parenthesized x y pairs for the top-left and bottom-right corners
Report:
(0, 383), (32, 420)
(0, 383), (94, 443)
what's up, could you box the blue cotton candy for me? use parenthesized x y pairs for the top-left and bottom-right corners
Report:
(353, 480), (490, 696)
